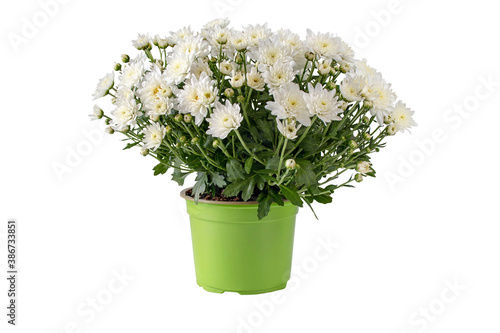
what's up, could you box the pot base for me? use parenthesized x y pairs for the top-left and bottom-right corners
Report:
(197, 281), (287, 295)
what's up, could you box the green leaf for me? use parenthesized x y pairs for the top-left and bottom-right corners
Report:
(241, 177), (256, 201)
(193, 172), (208, 202)
(255, 118), (274, 142)
(172, 169), (190, 186)
(313, 194), (332, 204)
(210, 172), (227, 188)
(298, 135), (316, 153)
(123, 141), (140, 150)
(266, 156), (282, 170)
(224, 176), (256, 201)
(257, 191), (273, 220)
(279, 185), (303, 207)
(226, 159), (245, 182)
(244, 157), (254, 174)
(268, 187), (284, 206)
(295, 167), (317, 187)
(153, 163), (168, 176)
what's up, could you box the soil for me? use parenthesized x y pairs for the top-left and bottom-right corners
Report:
(185, 189), (258, 202)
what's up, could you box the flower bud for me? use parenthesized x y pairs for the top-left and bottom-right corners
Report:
(179, 136), (187, 143)
(356, 161), (372, 174)
(325, 82), (335, 91)
(340, 136), (346, 142)
(120, 125), (130, 134)
(174, 114), (183, 122)
(354, 173), (364, 182)
(236, 95), (245, 103)
(140, 148), (149, 156)
(184, 114), (192, 123)
(150, 114), (160, 122)
(340, 63), (350, 73)
(224, 88), (235, 98)
(318, 62), (331, 75)
(212, 139), (220, 148)
(235, 53), (244, 65)
(384, 115), (394, 124)
(191, 137), (199, 144)
(347, 148), (354, 155)
(92, 105), (104, 120)
(175, 143), (181, 148)
(121, 54), (130, 63)
(285, 159), (297, 170)
(363, 100), (374, 110)
(105, 127), (115, 134)
(104, 118), (111, 125)
(361, 116), (370, 124)
(363, 133), (372, 140)
(155, 59), (163, 68)
(340, 101), (348, 111)
(387, 124), (397, 135)
(165, 125), (172, 133)
(183, 142), (190, 147)
(348, 140), (358, 149)
(305, 52), (315, 61)
(366, 148), (372, 153)
(114, 63), (122, 71)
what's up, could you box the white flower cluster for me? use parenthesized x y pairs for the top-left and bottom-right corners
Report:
(92, 19), (416, 152)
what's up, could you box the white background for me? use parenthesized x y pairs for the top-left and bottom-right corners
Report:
(1, 0), (499, 332)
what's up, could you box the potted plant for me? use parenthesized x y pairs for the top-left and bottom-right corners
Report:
(91, 19), (416, 294)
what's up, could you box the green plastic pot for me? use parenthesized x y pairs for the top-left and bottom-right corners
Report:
(181, 188), (298, 295)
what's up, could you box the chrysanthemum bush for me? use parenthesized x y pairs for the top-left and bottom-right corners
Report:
(91, 19), (416, 219)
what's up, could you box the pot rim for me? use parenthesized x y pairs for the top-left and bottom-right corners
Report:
(180, 187), (289, 205)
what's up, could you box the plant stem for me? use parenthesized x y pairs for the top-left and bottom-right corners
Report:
(235, 130), (265, 165)
(277, 138), (288, 179)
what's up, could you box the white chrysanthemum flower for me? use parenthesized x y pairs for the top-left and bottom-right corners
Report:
(266, 83), (312, 126)
(165, 53), (194, 84)
(250, 39), (292, 69)
(152, 34), (169, 48)
(276, 118), (301, 140)
(93, 72), (114, 99)
(364, 75), (397, 124)
(231, 31), (248, 51)
(230, 71), (244, 88)
(203, 18), (230, 30)
(137, 65), (173, 111)
(338, 40), (355, 64)
(354, 59), (378, 78)
(89, 105), (103, 120)
(275, 29), (305, 69)
(191, 58), (213, 78)
(246, 66), (265, 91)
(356, 161), (372, 174)
(148, 97), (173, 117)
(210, 25), (232, 45)
(340, 74), (364, 102)
(390, 101), (417, 132)
(115, 85), (135, 104)
(262, 60), (297, 90)
(318, 61), (332, 75)
(206, 101), (243, 139)
(132, 33), (151, 50)
(111, 98), (140, 129)
(305, 29), (343, 62)
(176, 72), (218, 125)
(169, 26), (195, 45)
(142, 122), (166, 151)
(244, 23), (272, 47)
(172, 35), (209, 58)
(120, 61), (145, 89)
(219, 61), (235, 76)
(303, 83), (342, 124)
